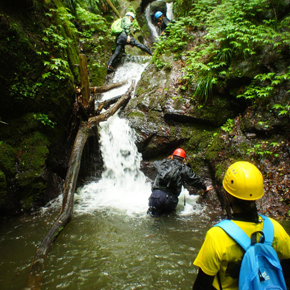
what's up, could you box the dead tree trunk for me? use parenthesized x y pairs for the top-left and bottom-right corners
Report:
(79, 54), (90, 104)
(89, 78), (130, 94)
(27, 81), (135, 290)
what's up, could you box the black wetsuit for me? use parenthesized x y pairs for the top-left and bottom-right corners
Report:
(148, 157), (207, 216)
(108, 32), (152, 67)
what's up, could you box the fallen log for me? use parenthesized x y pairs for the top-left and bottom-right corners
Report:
(90, 81), (134, 126)
(27, 80), (135, 290)
(95, 95), (122, 114)
(104, 0), (121, 18)
(89, 78), (131, 94)
(79, 54), (90, 105)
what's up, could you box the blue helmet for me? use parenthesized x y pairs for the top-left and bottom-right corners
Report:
(154, 11), (163, 19)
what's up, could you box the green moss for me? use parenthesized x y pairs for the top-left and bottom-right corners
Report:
(173, 97), (185, 110)
(15, 131), (50, 208)
(128, 111), (145, 118)
(0, 142), (17, 176)
(215, 161), (229, 181)
(170, 126), (177, 136)
(0, 170), (7, 206)
(187, 155), (207, 175)
(18, 131), (50, 172)
(89, 65), (108, 86)
(181, 124), (217, 153)
(0, 113), (54, 146)
(205, 133), (224, 162)
(147, 110), (160, 123)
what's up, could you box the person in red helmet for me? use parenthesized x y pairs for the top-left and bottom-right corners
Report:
(148, 148), (213, 217)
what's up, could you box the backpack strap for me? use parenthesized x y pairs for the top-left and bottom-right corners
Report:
(214, 220), (250, 251)
(214, 215), (274, 250)
(259, 215), (274, 246)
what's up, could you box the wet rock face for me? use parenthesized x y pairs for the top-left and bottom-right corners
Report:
(123, 56), (240, 159)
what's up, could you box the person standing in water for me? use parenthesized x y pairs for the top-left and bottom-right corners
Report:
(148, 148), (212, 217)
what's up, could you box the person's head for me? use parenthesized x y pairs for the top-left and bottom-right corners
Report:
(172, 148), (186, 160)
(223, 161), (264, 201)
(126, 12), (135, 22)
(223, 161), (264, 220)
(154, 11), (164, 21)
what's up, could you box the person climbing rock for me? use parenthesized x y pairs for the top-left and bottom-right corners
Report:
(154, 11), (171, 36)
(107, 12), (152, 73)
(150, 0), (167, 23)
(147, 148), (212, 217)
(192, 161), (290, 290)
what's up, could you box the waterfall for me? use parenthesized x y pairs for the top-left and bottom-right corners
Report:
(75, 57), (152, 217)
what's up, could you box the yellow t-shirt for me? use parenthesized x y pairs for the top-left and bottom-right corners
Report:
(193, 216), (290, 290)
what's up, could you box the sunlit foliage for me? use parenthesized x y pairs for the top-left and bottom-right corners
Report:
(153, 0), (290, 108)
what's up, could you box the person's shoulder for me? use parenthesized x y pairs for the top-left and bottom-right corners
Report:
(207, 223), (229, 237)
(268, 216), (288, 232)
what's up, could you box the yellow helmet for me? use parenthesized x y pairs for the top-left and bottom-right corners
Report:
(222, 161), (264, 201)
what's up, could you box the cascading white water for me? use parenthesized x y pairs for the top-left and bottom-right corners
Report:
(75, 113), (152, 216)
(166, 2), (174, 21)
(75, 58), (151, 216)
(75, 56), (205, 217)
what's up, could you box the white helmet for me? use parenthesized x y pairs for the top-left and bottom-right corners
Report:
(126, 12), (135, 19)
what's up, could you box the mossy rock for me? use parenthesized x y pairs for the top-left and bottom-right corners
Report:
(15, 131), (50, 209)
(187, 154), (208, 176)
(0, 170), (7, 207)
(205, 133), (225, 163)
(17, 131), (50, 172)
(0, 142), (17, 177)
(186, 125), (218, 153)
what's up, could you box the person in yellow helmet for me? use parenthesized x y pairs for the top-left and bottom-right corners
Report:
(192, 161), (290, 290)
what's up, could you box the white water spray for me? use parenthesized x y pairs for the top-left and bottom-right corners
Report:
(75, 114), (151, 216)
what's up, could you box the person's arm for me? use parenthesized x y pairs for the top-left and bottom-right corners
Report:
(182, 165), (212, 193)
(192, 268), (215, 290)
(202, 185), (213, 195)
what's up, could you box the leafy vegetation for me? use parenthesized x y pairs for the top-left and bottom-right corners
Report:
(63, 0), (119, 15)
(33, 113), (57, 128)
(153, 0), (290, 107)
(75, 6), (108, 39)
(247, 141), (280, 158)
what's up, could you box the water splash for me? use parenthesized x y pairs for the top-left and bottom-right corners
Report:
(178, 188), (206, 216)
(75, 59), (151, 217)
(145, 5), (160, 42)
(75, 114), (151, 216)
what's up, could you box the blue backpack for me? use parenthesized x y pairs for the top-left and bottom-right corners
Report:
(215, 215), (287, 290)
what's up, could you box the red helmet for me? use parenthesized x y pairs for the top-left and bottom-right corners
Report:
(172, 148), (186, 159)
